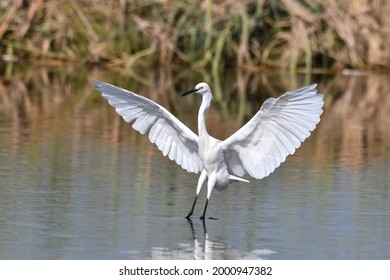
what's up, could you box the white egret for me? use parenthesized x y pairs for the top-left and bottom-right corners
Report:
(95, 81), (324, 220)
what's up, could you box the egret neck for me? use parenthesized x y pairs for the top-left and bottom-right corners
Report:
(198, 92), (212, 138)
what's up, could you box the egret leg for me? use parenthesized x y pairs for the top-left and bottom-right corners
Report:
(199, 199), (209, 221)
(200, 172), (216, 220)
(185, 195), (198, 219)
(185, 170), (207, 219)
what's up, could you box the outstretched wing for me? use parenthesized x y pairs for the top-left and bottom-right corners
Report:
(95, 80), (202, 173)
(221, 84), (324, 179)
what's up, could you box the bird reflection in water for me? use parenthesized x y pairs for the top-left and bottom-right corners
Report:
(185, 219), (277, 260)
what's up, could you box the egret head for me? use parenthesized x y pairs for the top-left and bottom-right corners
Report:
(181, 82), (211, 97)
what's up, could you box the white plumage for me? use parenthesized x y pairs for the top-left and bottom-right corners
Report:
(95, 81), (324, 220)
(96, 81), (202, 174)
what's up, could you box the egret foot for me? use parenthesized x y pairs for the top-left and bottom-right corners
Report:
(185, 213), (193, 220)
(200, 215), (217, 221)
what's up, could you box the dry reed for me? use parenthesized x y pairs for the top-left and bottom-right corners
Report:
(1, 0), (390, 71)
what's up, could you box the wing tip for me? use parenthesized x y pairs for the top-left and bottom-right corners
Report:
(307, 83), (318, 94)
(93, 79), (104, 87)
(94, 80), (110, 94)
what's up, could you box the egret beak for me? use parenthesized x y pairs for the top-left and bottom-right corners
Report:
(180, 88), (199, 97)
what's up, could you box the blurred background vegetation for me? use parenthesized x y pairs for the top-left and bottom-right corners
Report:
(1, 0), (390, 72)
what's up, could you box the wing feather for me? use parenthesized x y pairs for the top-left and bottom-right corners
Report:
(222, 84), (324, 179)
(95, 80), (202, 173)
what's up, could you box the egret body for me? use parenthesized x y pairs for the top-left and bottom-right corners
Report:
(95, 81), (324, 220)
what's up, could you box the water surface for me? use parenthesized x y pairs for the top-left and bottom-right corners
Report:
(0, 66), (389, 259)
